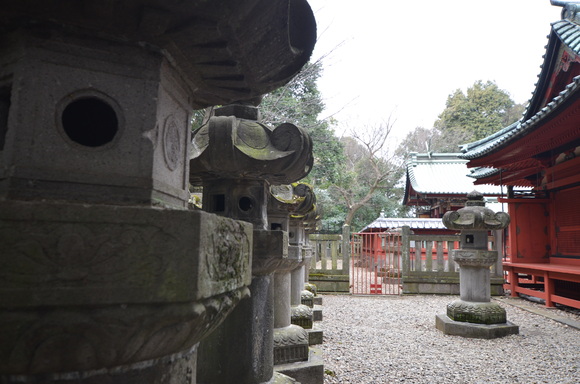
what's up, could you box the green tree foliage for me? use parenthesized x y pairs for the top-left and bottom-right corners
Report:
(397, 81), (525, 158)
(260, 61), (345, 187)
(315, 130), (408, 233)
(190, 107), (214, 132)
(249, 62), (409, 232)
(434, 80), (522, 144)
(395, 126), (441, 158)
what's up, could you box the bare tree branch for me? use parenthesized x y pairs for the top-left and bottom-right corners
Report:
(333, 116), (400, 226)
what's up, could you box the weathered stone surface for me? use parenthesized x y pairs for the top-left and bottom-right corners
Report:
(307, 323), (324, 346)
(2, 347), (198, 384)
(308, 275), (350, 293)
(291, 304), (314, 329)
(196, 102), (317, 383)
(0, 34), (192, 207)
(0, 0), (316, 109)
(1, 0), (317, 382)
(442, 191), (510, 231)
(0, 287), (248, 375)
(402, 277), (505, 295)
(253, 229), (289, 275)
(304, 283), (318, 296)
(301, 289), (315, 307)
(273, 325), (309, 365)
(446, 300), (507, 324)
(191, 114), (313, 185)
(275, 347), (324, 384)
(438, 191), (517, 338)
(313, 305), (323, 322)
(0, 200), (252, 375)
(452, 249), (498, 267)
(272, 372), (300, 384)
(435, 314), (519, 339)
(198, 275), (274, 384)
(0, 201), (252, 306)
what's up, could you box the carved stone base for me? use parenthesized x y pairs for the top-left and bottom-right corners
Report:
(446, 300), (506, 324)
(307, 322), (323, 346)
(273, 325), (309, 365)
(436, 314), (519, 339)
(1, 346), (198, 384)
(291, 304), (313, 329)
(269, 372), (299, 383)
(0, 200), (252, 379)
(301, 290), (315, 308)
(304, 283), (317, 296)
(275, 347), (324, 384)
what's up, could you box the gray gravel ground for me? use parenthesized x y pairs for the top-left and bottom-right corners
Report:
(319, 294), (580, 384)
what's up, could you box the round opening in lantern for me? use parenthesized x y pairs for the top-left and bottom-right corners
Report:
(238, 196), (254, 212)
(61, 97), (118, 147)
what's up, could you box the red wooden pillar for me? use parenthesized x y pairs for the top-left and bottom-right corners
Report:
(507, 267), (518, 297)
(544, 271), (555, 307)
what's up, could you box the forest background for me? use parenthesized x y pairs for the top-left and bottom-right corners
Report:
(192, 60), (525, 233)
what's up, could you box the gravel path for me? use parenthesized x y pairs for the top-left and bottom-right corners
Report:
(319, 294), (580, 384)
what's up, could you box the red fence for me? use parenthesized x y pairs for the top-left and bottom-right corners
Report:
(351, 232), (402, 295)
(351, 227), (505, 295)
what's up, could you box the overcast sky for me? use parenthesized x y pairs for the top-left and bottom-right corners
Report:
(308, 0), (564, 145)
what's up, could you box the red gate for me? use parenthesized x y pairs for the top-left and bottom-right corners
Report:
(351, 231), (402, 295)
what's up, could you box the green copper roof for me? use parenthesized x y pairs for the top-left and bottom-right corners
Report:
(405, 153), (503, 195)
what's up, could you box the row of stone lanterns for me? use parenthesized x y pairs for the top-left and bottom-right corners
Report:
(193, 104), (323, 383)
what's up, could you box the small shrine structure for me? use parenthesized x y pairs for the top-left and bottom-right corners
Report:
(460, 1), (580, 310)
(403, 152), (504, 218)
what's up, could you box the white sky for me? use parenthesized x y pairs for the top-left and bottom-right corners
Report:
(308, 0), (564, 145)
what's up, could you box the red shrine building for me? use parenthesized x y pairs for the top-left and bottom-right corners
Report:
(460, 2), (580, 309)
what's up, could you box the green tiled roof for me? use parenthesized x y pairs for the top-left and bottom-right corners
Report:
(553, 18), (580, 50)
(361, 217), (446, 232)
(405, 153), (503, 195)
(467, 167), (500, 180)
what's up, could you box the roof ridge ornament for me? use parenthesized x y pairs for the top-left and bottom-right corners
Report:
(551, 1), (580, 20)
(551, 0), (580, 7)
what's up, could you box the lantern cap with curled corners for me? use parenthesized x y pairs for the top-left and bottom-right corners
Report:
(442, 191), (510, 231)
(190, 105), (313, 184)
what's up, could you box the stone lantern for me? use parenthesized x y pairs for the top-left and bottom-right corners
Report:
(0, 1), (316, 383)
(436, 191), (519, 338)
(192, 104), (316, 383)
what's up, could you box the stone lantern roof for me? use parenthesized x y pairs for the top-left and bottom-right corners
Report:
(442, 191), (510, 231)
(0, 0), (316, 108)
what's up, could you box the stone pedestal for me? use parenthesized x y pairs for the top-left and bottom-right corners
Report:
(197, 229), (290, 384)
(436, 191), (518, 339)
(273, 260), (310, 366)
(291, 260), (314, 330)
(435, 314), (519, 339)
(0, 201), (252, 383)
(268, 184), (323, 384)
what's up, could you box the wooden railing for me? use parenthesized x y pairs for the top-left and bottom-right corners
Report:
(401, 226), (505, 295)
(308, 226), (350, 293)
